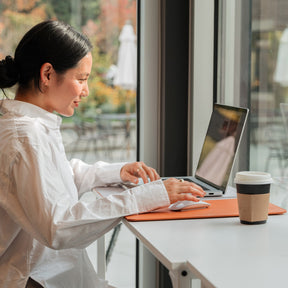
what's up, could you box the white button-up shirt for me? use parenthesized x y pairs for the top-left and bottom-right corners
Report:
(0, 100), (170, 288)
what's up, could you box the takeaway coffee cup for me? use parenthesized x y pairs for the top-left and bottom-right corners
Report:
(234, 171), (273, 225)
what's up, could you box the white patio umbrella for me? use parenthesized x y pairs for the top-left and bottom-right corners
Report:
(113, 21), (137, 157)
(113, 21), (137, 90)
(274, 27), (288, 86)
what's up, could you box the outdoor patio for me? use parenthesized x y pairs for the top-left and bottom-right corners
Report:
(61, 114), (137, 164)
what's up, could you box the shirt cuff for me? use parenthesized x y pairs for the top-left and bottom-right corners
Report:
(130, 180), (170, 213)
(92, 161), (126, 184)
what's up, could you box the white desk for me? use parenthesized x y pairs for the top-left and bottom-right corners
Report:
(123, 214), (288, 288)
(185, 214), (288, 288)
(123, 218), (195, 288)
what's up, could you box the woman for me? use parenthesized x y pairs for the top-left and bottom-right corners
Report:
(0, 20), (204, 288)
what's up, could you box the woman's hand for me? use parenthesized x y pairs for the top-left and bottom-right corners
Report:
(163, 178), (205, 203)
(120, 161), (160, 184)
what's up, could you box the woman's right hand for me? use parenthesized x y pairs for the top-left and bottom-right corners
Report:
(163, 178), (205, 203)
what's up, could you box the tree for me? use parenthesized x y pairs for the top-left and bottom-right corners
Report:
(49, 0), (71, 24)
(0, 4), (49, 58)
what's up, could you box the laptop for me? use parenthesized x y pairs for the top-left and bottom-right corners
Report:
(163, 103), (249, 197)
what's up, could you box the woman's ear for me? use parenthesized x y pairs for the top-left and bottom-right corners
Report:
(40, 63), (53, 87)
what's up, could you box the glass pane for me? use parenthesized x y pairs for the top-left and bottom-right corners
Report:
(0, 1), (137, 287)
(218, 0), (288, 209)
(250, 1), (288, 209)
(0, 0), (137, 164)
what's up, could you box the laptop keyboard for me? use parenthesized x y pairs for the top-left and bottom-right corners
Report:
(181, 178), (211, 191)
(161, 177), (211, 191)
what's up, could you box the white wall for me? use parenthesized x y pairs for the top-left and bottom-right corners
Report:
(189, 0), (215, 173)
(138, 0), (160, 170)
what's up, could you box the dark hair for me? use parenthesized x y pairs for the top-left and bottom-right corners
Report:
(0, 20), (92, 91)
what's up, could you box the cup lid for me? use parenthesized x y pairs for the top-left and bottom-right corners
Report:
(234, 171), (273, 185)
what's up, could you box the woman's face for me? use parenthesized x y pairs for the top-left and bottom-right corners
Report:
(45, 52), (92, 117)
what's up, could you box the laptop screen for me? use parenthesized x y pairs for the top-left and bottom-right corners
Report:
(195, 104), (248, 191)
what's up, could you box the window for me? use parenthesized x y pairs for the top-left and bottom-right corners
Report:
(0, 0), (137, 164)
(216, 0), (288, 209)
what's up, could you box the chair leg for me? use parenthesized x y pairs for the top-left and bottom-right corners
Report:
(106, 223), (122, 265)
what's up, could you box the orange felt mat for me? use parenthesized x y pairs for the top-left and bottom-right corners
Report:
(125, 198), (287, 222)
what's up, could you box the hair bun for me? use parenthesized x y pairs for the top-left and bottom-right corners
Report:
(3, 55), (18, 75)
(0, 55), (19, 88)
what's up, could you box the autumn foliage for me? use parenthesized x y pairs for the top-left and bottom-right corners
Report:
(0, 0), (137, 114)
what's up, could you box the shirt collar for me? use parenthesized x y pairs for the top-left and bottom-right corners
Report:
(0, 99), (62, 129)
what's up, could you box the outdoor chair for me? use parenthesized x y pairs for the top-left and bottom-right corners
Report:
(70, 119), (111, 161)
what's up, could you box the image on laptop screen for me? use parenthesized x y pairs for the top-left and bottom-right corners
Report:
(195, 104), (248, 191)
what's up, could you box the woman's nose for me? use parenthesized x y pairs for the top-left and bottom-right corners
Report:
(82, 84), (89, 97)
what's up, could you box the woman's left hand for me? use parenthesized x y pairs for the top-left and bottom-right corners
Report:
(120, 161), (160, 184)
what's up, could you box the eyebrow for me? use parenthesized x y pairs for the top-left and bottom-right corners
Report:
(78, 73), (90, 77)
